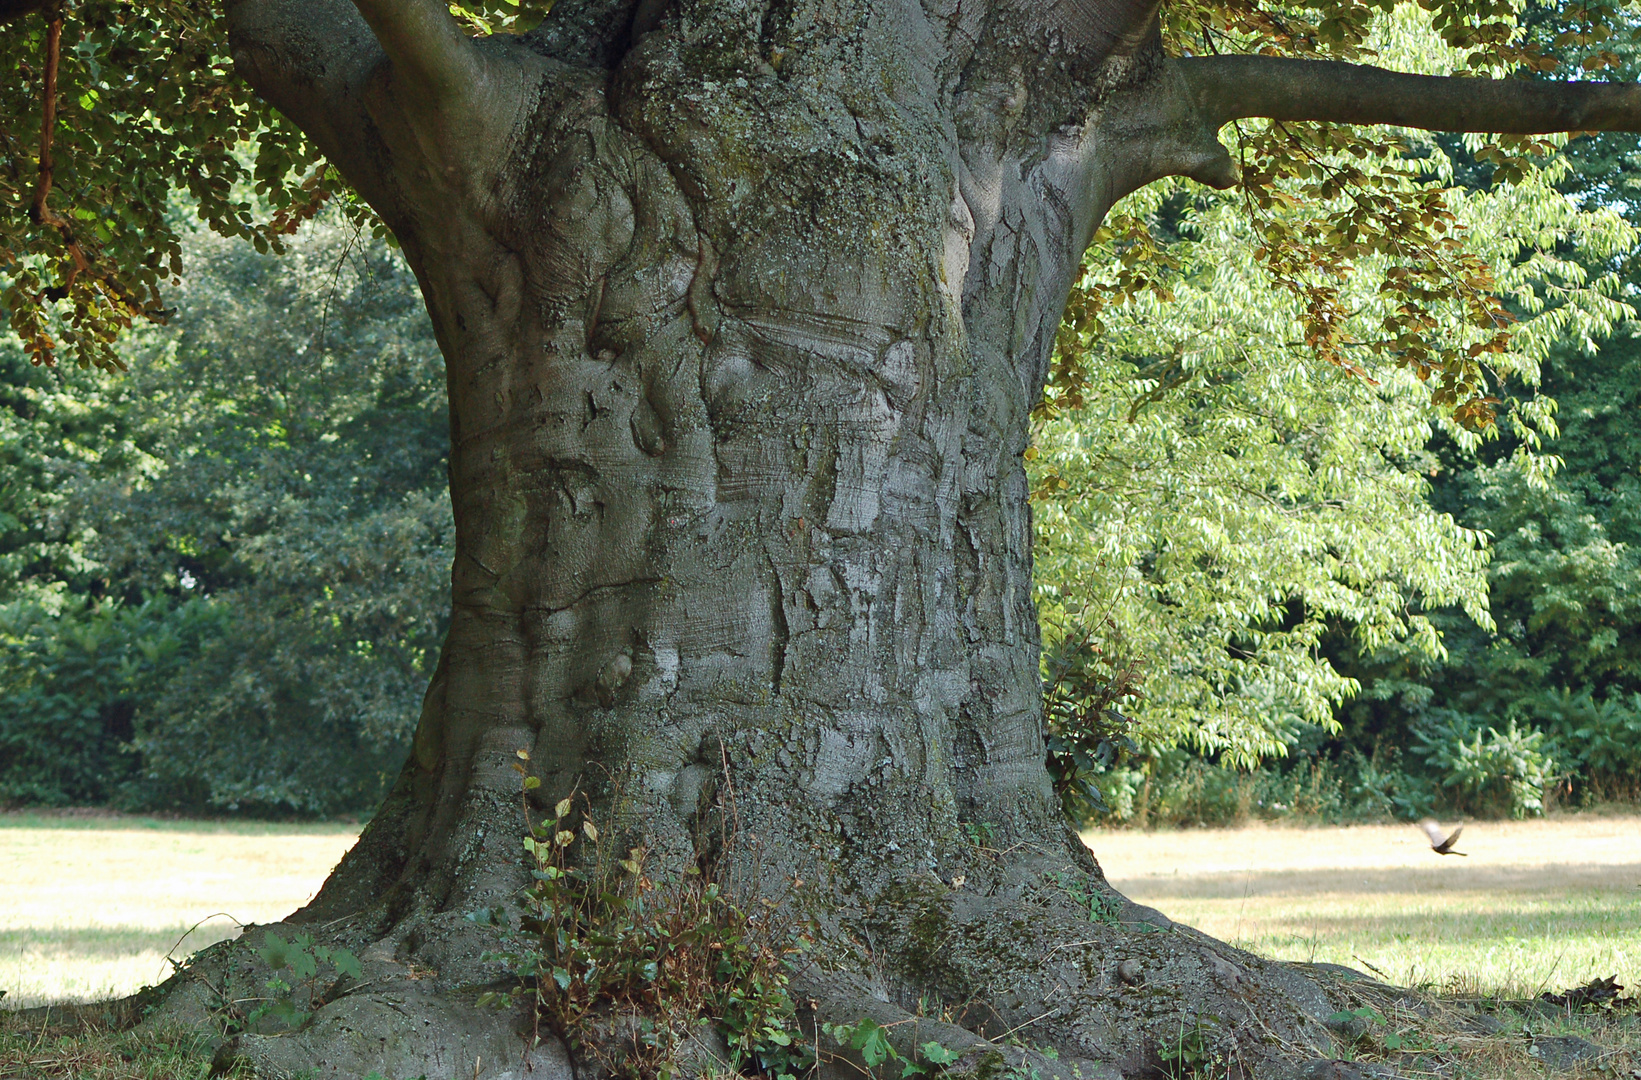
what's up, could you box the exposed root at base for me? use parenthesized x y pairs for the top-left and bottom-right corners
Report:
(11, 868), (1632, 1080)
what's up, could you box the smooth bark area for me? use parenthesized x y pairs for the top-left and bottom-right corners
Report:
(134, 1), (1641, 1077)
(1183, 55), (1641, 132)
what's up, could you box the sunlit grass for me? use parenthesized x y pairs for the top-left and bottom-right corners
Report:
(0, 812), (357, 1008)
(0, 810), (1636, 1079)
(1175, 889), (1637, 996)
(1087, 813), (1641, 997)
(3, 811), (1638, 1008)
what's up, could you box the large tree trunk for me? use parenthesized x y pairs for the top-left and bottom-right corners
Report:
(168, 1), (1386, 1077)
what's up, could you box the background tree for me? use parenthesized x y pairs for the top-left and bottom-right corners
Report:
(0, 214), (449, 814)
(1320, 5), (1641, 816)
(1030, 9), (1641, 825)
(9, 0), (1641, 1076)
(1022, 6), (1641, 828)
(1332, 299), (1641, 816)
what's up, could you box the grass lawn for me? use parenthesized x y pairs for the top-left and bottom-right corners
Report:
(0, 809), (1636, 1079)
(0, 811), (357, 1009)
(1086, 811), (1641, 998)
(1, 808), (1634, 1010)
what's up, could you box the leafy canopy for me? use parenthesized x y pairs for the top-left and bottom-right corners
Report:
(0, 0), (560, 372)
(1033, 5), (1637, 772)
(1, 0), (332, 370)
(1, 0), (1636, 409)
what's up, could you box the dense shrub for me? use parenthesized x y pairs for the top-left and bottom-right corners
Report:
(0, 212), (450, 816)
(0, 597), (219, 807)
(1530, 689), (1641, 803)
(1091, 746), (1433, 828)
(1408, 714), (1554, 819)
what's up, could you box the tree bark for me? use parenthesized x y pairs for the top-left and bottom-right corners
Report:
(151, 1), (1641, 1077)
(1182, 55), (1641, 132)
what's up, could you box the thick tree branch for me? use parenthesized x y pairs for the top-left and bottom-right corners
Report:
(28, 13), (96, 300)
(1034, 0), (1162, 60)
(1182, 55), (1641, 133)
(227, 0), (390, 202)
(229, 0), (527, 227)
(348, 0), (486, 109)
(31, 13), (62, 227)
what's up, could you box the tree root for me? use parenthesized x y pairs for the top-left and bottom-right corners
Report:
(208, 982), (568, 1080)
(116, 912), (572, 1080)
(20, 893), (1361, 1080)
(16, 837), (1603, 1080)
(792, 840), (1361, 1080)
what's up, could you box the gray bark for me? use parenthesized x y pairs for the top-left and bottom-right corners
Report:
(1182, 55), (1641, 133)
(154, 1), (1641, 1077)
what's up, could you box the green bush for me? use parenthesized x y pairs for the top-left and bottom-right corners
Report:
(1409, 713), (1553, 819)
(1088, 743), (1452, 829)
(0, 212), (449, 817)
(1527, 689), (1641, 803)
(1041, 615), (1141, 823)
(1092, 750), (1327, 828)
(0, 596), (220, 807)
(0, 588), (431, 816)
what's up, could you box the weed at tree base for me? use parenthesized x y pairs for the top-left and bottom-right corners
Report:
(472, 754), (813, 1080)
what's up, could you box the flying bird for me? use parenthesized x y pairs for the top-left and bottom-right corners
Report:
(1418, 818), (1467, 856)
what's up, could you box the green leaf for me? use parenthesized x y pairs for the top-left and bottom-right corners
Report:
(288, 947), (318, 981)
(850, 1020), (894, 1067)
(329, 948), (362, 980)
(258, 932), (292, 971)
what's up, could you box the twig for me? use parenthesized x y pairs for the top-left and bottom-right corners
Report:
(28, 1007), (52, 1055)
(314, 222), (362, 362)
(330, 978), (380, 1000)
(31, 11), (61, 226)
(158, 911), (247, 982)
(30, 13), (92, 292)
(1352, 955), (1388, 979)
(1047, 938), (1103, 955)
(717, 735), (742, 848)
(995, 1009), (1056, 1041)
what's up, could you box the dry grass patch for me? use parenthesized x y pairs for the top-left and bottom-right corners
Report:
(1290, 971), (1641, 1080)
(0, 1010), (250, 1080)
(0, 812), (357, 1008)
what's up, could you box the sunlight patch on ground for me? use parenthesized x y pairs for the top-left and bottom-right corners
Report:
(0, 813), (358, 1007)
(1086, 813), (1641, 997)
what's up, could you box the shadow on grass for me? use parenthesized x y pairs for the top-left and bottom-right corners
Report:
(0, 924), (242, 962)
